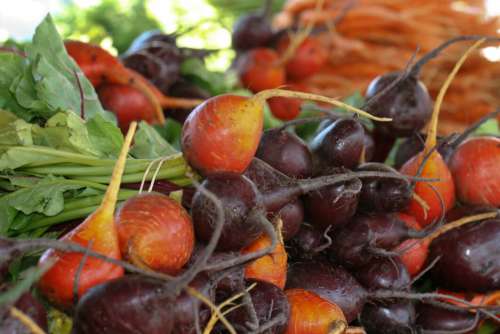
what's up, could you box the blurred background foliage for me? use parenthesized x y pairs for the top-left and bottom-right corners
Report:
(52, 0), (284, 70)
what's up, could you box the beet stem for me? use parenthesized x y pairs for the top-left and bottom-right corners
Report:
(363, 47), (418, 111)
(424, 39), (485, 153)
(170, 177), (225, 294)
(411, 35), (500, 77)
(255, 89), (391, 121)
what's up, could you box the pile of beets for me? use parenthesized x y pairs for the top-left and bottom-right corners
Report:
(1, 12), (499, 334)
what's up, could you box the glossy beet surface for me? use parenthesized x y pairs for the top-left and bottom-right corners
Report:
(429, 219), (500, 292)
(286, 261), (366, 322)
(365, 72), (432, 137)
(416, 303), (477, 333)
(360, 300), (415, 334)
(304, 173), (361, 231)
(227, 280), (290, 333)
(256, 129), (313, 178)
(354, 256), (411, 291)
(311, 118), (366, 170)
(73, 276), (174, 334)
(268, 199), (304, 241)
(331, 213), (414, 269)
(357, 163), (411, 213)
(191, 173), (263, 251)
(232, 14), (273, 51)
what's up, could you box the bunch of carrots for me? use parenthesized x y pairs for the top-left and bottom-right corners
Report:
(273, 0), (499, 133)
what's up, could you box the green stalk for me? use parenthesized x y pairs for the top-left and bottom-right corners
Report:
(72, 164), (188, 184)
(63, 189), (138, 211)
(21, 157), (185, 176)
(20, 205), (101, 233)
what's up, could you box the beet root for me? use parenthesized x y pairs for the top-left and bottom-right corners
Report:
(286, 261), (366, 323)
(429, 219), (500, 292)
(360, 300), (416, 334)
(73, 275), (175, 334)
(416, 303), (478, 333)
(227, 279), (290, 333)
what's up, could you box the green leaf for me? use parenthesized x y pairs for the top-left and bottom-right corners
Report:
(86, 113), (124, 158)
(473, 119), (499, 136)
(48, 307), (73, 334)
(0, 147), (58, 172)
(32, 111), (103, 157)
(1, 177), (84, 217)
(130, 121), (177, 159)
(26, 14), (107, 120)
(0, 110), (33, 146)
(0, 53), (32, 120)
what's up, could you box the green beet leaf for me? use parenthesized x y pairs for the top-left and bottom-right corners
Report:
(130, 121), (177, 159)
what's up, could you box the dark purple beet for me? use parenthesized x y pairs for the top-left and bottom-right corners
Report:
(371, 128), (396, 163)
(330, 213), (419, 269)
(360, 300), (415, 334)
(268, 199), (304, 241)
(0, 292), (48, 333)
(122, 43), (181, 95)
(354, 256), (410, 291)
(429, 219), (500, 292)
(286, 261), (366, 322)
(227, 279), (289, 333)
(304, 171), (361, 231)
(363, 127), (375, 162)
(73, 276), (175, 334)
(191, 173), (263, 251)
(311, 118), (366, 170)
(232, 14), (273, 51)
(172, 274), (213, 334)
(288, 224), (327, 261)
(365, 72), (432, 138)
(416, 303), (478, 334)
(256, 129), (313, 178)
(416, 303), (477, 333)
(167, 81), (211, 124)
(356, 163), (412, 213)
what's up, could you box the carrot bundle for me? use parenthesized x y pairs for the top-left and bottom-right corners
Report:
(274, 0), (499, 134)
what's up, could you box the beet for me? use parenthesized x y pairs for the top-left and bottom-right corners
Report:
(416, 303), (477, 333)
(311, 118), (366, 170)
(232, 14), (273, 51)
(268, 199), (304, 241)
(191, 173), (263, 251)
(330, 213), (419, 269)
(74, 276), (175, 334)
(304, 170), (361, 231)
(360, 300), (415, 334)
(172, 274), (213, 334)
(256, 129), (313, 178)
(356, 163), (412, 213)
(354, 256), (411, 291)
(286, 261), (366, 322)
(429, 219), (500, 292)
(288, 224), (328, 261)
(227, 279), (289, 333)
(365, 72), (432, 138)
